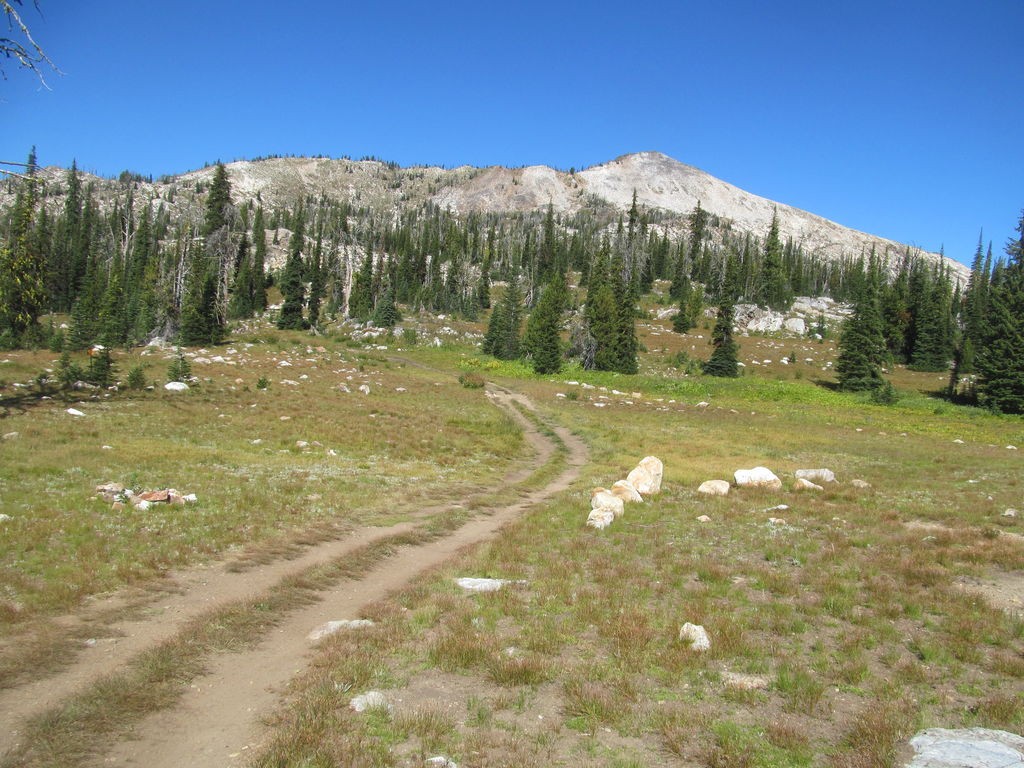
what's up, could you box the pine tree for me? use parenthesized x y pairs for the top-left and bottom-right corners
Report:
(348, 249), (374, 321)
(0, 148), (47, 342)
(522, 273), (566, 374)
(481, 301), (507, 357)
(202, 162), (231, 238)
(228, 234), (253, 319)
(277, 214), (308, 330)
(672, 276), (701, 333)
(757, 208), (792, 311)
(251, 206), (268, 312)
(703, 294), (740, 377)
(975, 211), (1024, 414)
(495, 276), (524, 360)
(371, 283), (401, 328)
(835, 270), (887, 391)
(612, 256), (639, 374)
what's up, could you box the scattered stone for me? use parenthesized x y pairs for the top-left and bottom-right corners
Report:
(308, 619), (375, 641)
(696, 514), (711, 523)
(2, 431), (18, 440)
(1007, 445), (1018, 451)
(793, 478), (824, 492)
(905, 727), (1024, 768)
(96, 482), (125, 495)
(851, 479), (872, 489)
(359, 384), (371, 395)
(100, 445), (112, 450)
(678, 622), (711, 651)
(164, 382), (189, 392)
(795, 468), (836, 484)
(952, 439), (965, 444)
(455, 577), (516, 592)
(137, 490), (171, 503)
(1003, 509), (1018, 518)
(66, 408), (86, 417)
(296, 440), (310, 450)
(250, 439), (263, 445)
(425, 756), (459, 768)
(587, 508), (615, 530)
(591, 488), (626, 518)
(768, 517), (788, 526)
(697, 480), (730, 496)
(349, 691), (390, 713)
(635, 455), (664, 494)
(722, 671), (770, 691)
(610, 480), (643, 503)
(134, 499), (152, 511)
(764, 504), (789, 513)
(734, 466), (782, 491)
(0, 513), (11, 523)
(182, 493), (198, 503)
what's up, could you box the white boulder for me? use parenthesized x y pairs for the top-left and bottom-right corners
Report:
(697, 480), (730, 496)
(66, 408), (86, 416)
(349, 691), (390, 713)
(905, 728), (1024, 768)
(795, 468), (836, 484)
(678, 622), (711, 652)
(164, 381), (189, 392)
(587, 508), (615, 530)
(784, 317), (806, 335)
(591, 488), (625, 518)
(309, 619), (375, 641)
(610, 480), (643, 503)
(627, 456), (663, 495)
(793, 478), (824, 492)
(734, 466), (782, 491)
(455, 577), (514, 592)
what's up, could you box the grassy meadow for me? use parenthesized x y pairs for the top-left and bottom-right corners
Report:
(1, 311), (1022, 767)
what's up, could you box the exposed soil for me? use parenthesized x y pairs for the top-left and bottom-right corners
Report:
(0, 384), (587, 767)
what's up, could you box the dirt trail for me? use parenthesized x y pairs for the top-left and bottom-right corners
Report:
(1, 384), (587, 768)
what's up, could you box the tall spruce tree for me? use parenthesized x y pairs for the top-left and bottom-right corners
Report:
(277, 212), (308, 330)
(835, 267), (887, 391)
(758, 209), (792, 311)
(975, 211), (1024, 413)
(703, 294), (740, 377)
(522, 273), (566, 374)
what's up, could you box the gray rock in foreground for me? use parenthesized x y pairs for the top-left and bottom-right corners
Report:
(905, 728), (1024, 767)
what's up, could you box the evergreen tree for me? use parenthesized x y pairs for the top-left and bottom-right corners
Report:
(0, 148), (47, 342)
(481, 301), (507, 357)
(522, 273), (566, 374)
(494, 276), (524, 360)
(371, 282), (401, 328)
(975, 211), (1024, 413)
(835, 270), (887, 391)
(277, 210), (308, 330)
(202, 162), (232, 238)
(757, 209), (792, 310)
(349, 249), (374, 321)
(703, 294), (740, 377)
(251, 206), (268, 312)
(612, 256), (639, 374)
(227, 234), (254, 319)
(671, 276), (701, 333)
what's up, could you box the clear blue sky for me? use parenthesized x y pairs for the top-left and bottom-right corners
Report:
(3, 0), (1021, 266)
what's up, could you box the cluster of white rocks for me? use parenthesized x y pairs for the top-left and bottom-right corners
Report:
(95, 481), (197, 511)
(586, 456), (663, 530)
(697, 466), (848, 497)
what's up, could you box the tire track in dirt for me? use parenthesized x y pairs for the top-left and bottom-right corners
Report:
(2, 384), (587, 768)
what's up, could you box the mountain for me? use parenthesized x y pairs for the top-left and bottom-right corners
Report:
(171, 151), (966, 281)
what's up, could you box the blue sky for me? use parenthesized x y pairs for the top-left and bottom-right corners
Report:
(3, 0), (1021, 266)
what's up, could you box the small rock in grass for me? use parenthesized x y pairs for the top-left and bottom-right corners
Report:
(734, 466), (782, 491)
(722, 671), (770, 691)
(455, 577), (513, 592)
(134, 499), (152, 511)
(768, 517), (787, 526)
(164, 381), (189, 392)
(587, 508), (615, 530)
(2, 431), (18, 440)
(793, 478), (823, 492)
(850, 479), (871, 489)
(764, 504), (789, 513)
(795, 468), (836, 484)
(349, 691), (390, 713)
(1007, 445), (1018, 451)
(698, 479), (730, 496)
(296, 440), (310, 450)
(953, 439), (965, 444)
(426, 757), (458, 768)
(627, 456), (663, 494)
(905, 727), (1023, 768)
(0, 513), (11, 523)
(308, 619), (375, 641)
(696, 515), (711, 523)
(1003, 509), (1018, 518)
(66, 408), (86, 416)
(359, 384), (371, 395)
(679, 622), (710, 652)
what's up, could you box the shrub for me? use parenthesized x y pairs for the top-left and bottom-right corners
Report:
(127, 365), (147, 390)
(167, 350), (192, 382)
(86, 348), (116, 388)
(870, 381), (900, 405)
(458, 372), (485, 389)
(256, 376), (270, 390)
(401, 327), (418, 346)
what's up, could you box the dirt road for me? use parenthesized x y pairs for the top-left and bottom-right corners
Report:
(1, 384), (587, 768)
